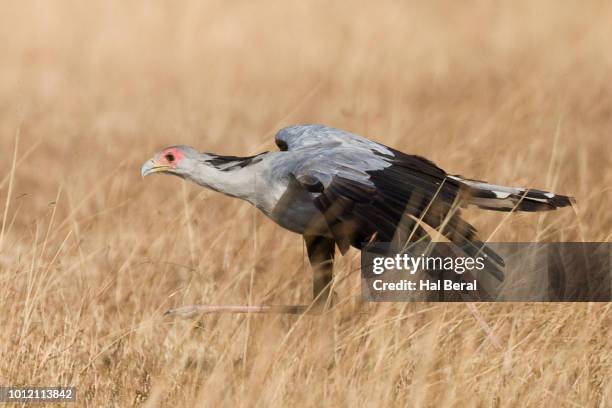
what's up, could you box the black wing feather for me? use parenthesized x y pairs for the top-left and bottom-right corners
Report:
(303, 151), (505, 281)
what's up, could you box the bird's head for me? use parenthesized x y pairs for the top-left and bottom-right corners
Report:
(141, 145), (202, 179)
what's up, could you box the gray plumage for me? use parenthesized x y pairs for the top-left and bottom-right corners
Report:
(142, 124), (575, 298)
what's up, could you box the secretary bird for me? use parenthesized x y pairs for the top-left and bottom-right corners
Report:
(141, 124), (574, 316)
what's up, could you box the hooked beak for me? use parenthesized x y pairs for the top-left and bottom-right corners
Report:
(141, 159), (172, 178)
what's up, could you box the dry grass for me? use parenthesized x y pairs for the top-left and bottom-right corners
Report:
(1, 0), (611, 406)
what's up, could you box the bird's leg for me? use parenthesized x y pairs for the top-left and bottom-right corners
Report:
(164, 235), (336, 319)
(164, 304), (308, 319)
(164, 263), (331, 319)
(311, 259), (334, 311)
(305, 235), (336, 312)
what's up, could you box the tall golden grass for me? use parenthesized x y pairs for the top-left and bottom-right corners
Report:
(0, 0), (610, 406)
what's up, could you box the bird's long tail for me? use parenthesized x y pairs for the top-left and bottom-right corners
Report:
(450, 176), (575, 212)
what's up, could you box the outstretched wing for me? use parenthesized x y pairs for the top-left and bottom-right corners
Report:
(276, 124), (505, 280)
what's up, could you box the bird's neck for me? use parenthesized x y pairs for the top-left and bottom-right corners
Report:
(188, 155), (265, 201)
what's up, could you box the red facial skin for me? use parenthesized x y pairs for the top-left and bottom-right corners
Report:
(157, 147), (184, 168)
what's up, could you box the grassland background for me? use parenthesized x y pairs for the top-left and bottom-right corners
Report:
(0, 0), (611, 406)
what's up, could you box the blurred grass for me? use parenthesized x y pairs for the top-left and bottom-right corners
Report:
(0, 0), (611, 406)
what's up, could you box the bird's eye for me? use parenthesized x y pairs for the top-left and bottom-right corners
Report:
(165, 153), (175, 162)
